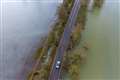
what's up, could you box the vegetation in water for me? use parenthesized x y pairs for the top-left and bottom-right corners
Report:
(27, 0), (74, 80)
(60, 0), (89, 80)
(60, 0), (104, 80)
(93, 0), (104, 9)
(27, 0), (104, 80)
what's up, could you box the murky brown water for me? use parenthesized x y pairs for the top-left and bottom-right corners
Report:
(1, 0), (119, 80)
(80, 0), (119, 80)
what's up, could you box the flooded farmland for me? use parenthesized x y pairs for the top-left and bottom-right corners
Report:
(80, 0), (119, 80)
(0, 0), (119, 80)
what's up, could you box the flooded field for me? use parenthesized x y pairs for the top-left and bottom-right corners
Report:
(1, 0), (59, 80)
(80, 0), (119, 80)
(0, 0), (119, 80)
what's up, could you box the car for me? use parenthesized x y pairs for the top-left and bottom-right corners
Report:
(56, 61), (61, 69)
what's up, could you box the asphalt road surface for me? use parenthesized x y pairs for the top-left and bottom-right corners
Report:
(49, 0), (81, 80)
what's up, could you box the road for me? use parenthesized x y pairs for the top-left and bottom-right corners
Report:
(49, 0), (81, 80)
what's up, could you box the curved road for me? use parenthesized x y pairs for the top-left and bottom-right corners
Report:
(49, 0), (81, 80)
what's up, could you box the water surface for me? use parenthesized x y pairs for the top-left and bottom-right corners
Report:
(80, 0), (119, 80)
(1, 0), (59, 80)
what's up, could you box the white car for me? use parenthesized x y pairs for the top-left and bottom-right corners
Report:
(56, 61), (61, 69)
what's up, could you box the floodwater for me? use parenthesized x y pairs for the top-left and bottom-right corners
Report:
(80, 0), (120, 80)
(0, 0), (60, 80)
(0, 0), (119, 80)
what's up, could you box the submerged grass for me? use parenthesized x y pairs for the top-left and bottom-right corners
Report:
(27, 0), (74, 80)
(93, 0), (104, 9)
(61, 0), (104, 80)
(60, 0), (89, 80)
(28, 0), (104, 80)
